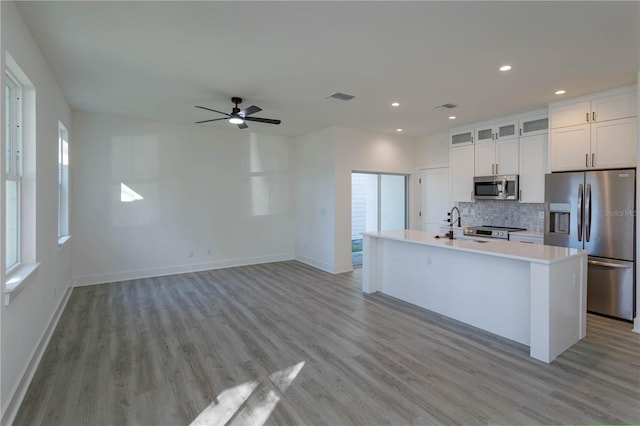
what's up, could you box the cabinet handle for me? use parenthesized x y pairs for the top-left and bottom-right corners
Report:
(592, 111), (596, 122)
(495, 164), (498, 174)
(592, 153), (595, 168)
(471, 136), (474, 143)
(586, 112), (589, 122)
(471, 190), (474, 201)
(519, 128), (522, 136)
(491, 164), (495, 174)
(585, 153), (589, 167)
(519, 189), (522, 200)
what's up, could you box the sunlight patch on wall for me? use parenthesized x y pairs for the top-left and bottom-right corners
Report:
(120, 182), (144, 202)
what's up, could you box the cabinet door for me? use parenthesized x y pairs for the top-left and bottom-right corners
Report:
(549, 124), (591, 171)
(495, 120), (518, 141)
(592, 92), (637, 122)
(591, 117), (637, 169)
(475, 125), (494, 144)
(550, 100), (591, 129)
(450, 128), (474, 147)
(495, 139), (519, 175)
(519, 133), (548, 203)
(475, 141), (495, 176)
(450, 146), (474, 202)
(520, 115), (548, 137)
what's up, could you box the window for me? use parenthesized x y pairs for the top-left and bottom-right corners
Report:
(5, 71), (21, 271)
(58, 122), (69, 241)
(4, 55), (38, 301)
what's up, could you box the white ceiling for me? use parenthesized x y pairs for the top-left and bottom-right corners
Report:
(15, 1), (640, 138)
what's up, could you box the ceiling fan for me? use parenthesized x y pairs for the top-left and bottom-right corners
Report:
(195, 97), (281, 129)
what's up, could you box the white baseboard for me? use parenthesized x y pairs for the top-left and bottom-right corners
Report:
(72, 254), (294, 287)
(1, 283), (73, 426)
(294, 255), (354, 274)
(633, 317), (640, 334)
(294, 255), (336, 274)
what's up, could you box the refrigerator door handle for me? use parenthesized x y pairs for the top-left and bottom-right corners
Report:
(585, 183), (591, 242)
(588, 259), (632, 269)
(577, 183), (583, 242)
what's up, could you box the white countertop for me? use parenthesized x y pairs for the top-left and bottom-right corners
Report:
(363, 229), (586, 264)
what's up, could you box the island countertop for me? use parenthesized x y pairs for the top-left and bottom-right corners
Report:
(362, 229), (586, 265)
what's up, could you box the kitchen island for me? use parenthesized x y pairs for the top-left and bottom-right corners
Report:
(362, 229), (588, 363)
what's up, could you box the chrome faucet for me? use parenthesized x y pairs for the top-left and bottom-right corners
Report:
(447, 206), (462, 239)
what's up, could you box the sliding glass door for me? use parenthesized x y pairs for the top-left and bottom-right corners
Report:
(351, 172), (408, 266)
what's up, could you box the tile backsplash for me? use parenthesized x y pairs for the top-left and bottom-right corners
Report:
(457, 200), (545, 232)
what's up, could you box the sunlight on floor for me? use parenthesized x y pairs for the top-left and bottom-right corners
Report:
(189, 361), (305, 426)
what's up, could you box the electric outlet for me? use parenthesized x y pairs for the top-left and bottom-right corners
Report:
(538, 211), (545, 219)
(188, 250), (194, 257)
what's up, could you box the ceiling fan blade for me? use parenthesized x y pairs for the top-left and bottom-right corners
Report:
(240, 105), (262, 117)
(195, 105), (230, 116)
(238, 122), (249, 129)
(194, 117), (228, 124)
(244, 116), (281, 125)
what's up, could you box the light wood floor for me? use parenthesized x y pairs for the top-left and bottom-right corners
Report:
(15, 261), (640, 425)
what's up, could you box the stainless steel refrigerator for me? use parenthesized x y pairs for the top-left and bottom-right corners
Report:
(544, 169), (636, 321)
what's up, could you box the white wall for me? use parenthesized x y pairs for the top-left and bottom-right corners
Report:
(71, 112), (294, 285)
(417, 132), (449, 168)
(293, 126), (418, 274)
(1, 2), (73, 424)
(334, 127), (418, 273)
(636, 70), (640, 333)
(293, 127), (337, 272)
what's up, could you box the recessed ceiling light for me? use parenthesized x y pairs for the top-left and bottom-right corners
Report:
(396, 128), (403, 132)
(449, 116), (456, 120)
(391, 102), (400, 107)
(555, 90), (566, 95)
(499, 65), (512, 72)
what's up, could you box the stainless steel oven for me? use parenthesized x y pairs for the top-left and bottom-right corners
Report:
(473, 175), (519, 200)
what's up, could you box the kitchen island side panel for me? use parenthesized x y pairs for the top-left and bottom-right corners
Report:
(379, 238), (531, 345)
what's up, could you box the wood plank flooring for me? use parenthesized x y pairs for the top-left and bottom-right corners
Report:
(14, 260), (640, 425)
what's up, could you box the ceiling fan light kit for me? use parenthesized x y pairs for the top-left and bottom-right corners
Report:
(195, 97), (281, 129)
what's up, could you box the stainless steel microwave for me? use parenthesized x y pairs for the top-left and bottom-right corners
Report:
(473, 175), (519, 200)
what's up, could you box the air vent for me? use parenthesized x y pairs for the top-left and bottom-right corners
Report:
(434, 103), (458, 109)
(327, 92), (355, 101)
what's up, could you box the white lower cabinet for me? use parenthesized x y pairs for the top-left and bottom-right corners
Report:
(509, 232), (543, 245)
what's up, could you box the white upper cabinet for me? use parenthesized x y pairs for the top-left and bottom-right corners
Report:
(519, 133), (548, 203)
(550, 124), (591, 171)
(551, 92), (636, 129)
(450, 145), (475, 202)
(549, 86), (637, 171)
(549, 100), (592, 128)
(519, 115), (549, 137)
(450, 128), (474, 147)
(591, 91), (637, 122)
(449, 110), (547, 201)
(474, 119), (519, 175)
(591, 117), (638, 169)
